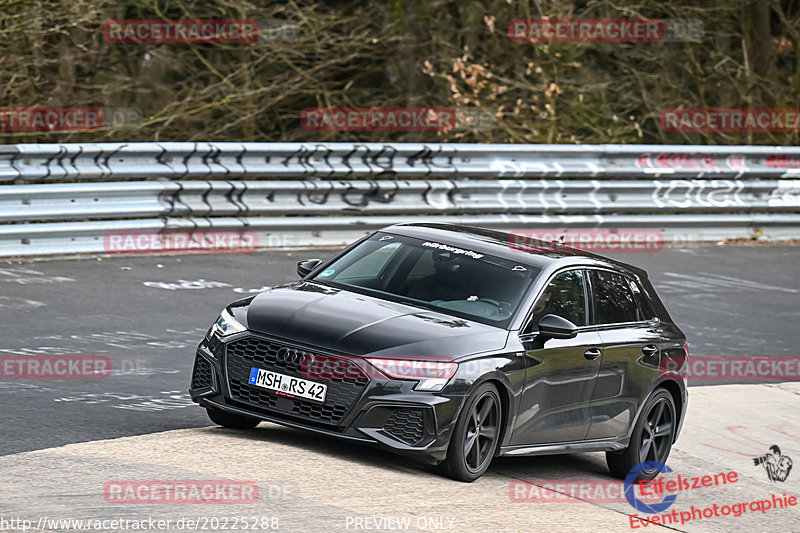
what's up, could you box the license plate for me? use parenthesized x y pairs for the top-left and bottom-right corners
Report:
(248, 367), (327, 403)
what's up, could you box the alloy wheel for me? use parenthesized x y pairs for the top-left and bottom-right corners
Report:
(638, 397), (675, 471)
(463, 393), (500, 472)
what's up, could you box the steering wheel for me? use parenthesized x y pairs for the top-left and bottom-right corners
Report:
(477, 298), (513, 316)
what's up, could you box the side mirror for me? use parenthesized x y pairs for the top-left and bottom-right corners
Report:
(538, 314), (579, 339)
(297, 258), (323, 278)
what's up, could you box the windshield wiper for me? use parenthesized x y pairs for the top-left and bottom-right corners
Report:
(390, 294), (438, 312)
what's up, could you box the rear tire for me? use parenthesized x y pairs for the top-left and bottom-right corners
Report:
(606, 388), (676, 481)
(440, 382), (502, 482)
(207, 408), (261, 429)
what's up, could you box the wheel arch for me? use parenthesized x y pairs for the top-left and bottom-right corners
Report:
(624, 378), (683, 445)
(655, 378), (684, 443)
(478, 377), (513, 452)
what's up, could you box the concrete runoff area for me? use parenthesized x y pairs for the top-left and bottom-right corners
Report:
(0, 383), (797, 532)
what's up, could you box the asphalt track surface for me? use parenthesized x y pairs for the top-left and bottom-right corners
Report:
(1, 243), (799, 456)
(0, 243), (799, 533)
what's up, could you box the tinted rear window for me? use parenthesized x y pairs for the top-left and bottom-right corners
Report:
(591, 270), (639, 324)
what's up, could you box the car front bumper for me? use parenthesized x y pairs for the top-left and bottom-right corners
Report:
(189, 333), (466, 464)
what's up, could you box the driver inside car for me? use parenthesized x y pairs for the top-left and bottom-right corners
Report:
(404, 250), (522, 320)
(528, 288), (555, 328)
(405, 251), (473, 302)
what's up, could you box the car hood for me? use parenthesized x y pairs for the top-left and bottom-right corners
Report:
(242, 282), (509, 361)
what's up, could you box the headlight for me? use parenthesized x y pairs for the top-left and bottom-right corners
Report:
(366, 358), (458, 392)
(210, 308), (246, 338)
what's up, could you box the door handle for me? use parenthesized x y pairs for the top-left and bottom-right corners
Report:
(584, 348), (601, 360)
(642, 345), (658, 356)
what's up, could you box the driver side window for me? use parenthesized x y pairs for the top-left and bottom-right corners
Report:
(524, 269), (588, 333)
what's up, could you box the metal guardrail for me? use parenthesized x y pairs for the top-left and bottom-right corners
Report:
(3, 142), (800, 182)
(1, 179), (798, 222)
(1, 142), (799, 256)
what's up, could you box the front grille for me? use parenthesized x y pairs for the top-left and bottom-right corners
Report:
(191, 354), (214, 391)
(383, 408), (425, 445)
(225, 336), (369, 425)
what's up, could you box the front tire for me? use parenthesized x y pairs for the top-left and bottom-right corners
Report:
(606, 388), (676, 480)
(440, 382), (502, 482)
(207, 408), (261, 429)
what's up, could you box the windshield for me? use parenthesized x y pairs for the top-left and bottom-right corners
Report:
(311, 233), (540, 327)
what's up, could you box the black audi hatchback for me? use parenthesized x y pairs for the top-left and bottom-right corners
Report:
(190, 223), (688, 482)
